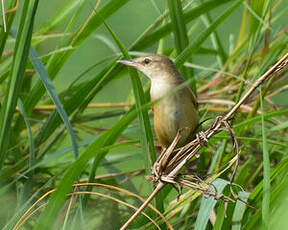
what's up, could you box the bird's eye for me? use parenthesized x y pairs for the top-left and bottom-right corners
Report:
(143, 58), (151, 64)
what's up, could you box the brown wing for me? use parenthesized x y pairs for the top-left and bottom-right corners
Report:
(175, 76), (198, 108)
(185, 86), (198, 109)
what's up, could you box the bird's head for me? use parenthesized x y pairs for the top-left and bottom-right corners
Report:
(117, 54), (179, 82)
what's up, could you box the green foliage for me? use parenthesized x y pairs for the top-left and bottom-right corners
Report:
(0, 0), (287, 229)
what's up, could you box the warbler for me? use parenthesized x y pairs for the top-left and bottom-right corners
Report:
(118, 54), (199, 149)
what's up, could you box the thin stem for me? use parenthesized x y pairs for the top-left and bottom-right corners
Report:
(120, 182), (165, 230)
(1, 0), (6, 32)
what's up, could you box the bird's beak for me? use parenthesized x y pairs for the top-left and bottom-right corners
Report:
(117, 59), (140, 68)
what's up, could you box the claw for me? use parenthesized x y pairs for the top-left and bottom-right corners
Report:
(196, 131), (209, 146)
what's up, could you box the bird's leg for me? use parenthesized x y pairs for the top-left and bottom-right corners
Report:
(196, 131), (209, 147)
(158, 132), (181, 171)
(196, 116), (224, 146)
(152, 147), (166, 179)
(152, 131), (181, 180)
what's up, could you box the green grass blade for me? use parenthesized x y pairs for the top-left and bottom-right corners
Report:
(200, 10), (227, 66)
(28, 45), (79, 159)
(0, 0), (39, 170)
(9, 29), (79, 159)
(17, 100), (35, 168)
(231, 192), (250, 230)
(270, 120), (288, 131)
(167, 0), (189, 53)
(260, 89), (270, 230)
(248, 0), (269, 37)
(17, 99), (36, 200)
(132, 0), (235, 50)
(167, 0), (196, 92)
(213, 201), (226, 230)
(250, 157), (288, 202)
(269, 173), (288, 229)
(244, 1), (269, 33)
(245, 157), (288, 229)
(175, 0), (243, 67)
(194, 179), (229, 230)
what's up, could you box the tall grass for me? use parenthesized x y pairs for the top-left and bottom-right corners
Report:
(0, 0), (287, 229)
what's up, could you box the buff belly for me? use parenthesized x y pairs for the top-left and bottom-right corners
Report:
(153, 94), (199, 148)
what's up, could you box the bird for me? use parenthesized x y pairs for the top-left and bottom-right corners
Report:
(118, 54), (199, 149)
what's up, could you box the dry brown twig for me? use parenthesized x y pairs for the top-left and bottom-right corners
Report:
(120, 53), (288, 230)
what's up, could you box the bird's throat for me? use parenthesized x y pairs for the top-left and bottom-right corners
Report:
(150, 79), (176, 100)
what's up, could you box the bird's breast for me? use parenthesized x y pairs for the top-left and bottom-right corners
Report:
(152, 88), (199, 148)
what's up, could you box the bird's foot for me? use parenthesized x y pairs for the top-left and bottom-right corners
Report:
(196, 131), (209, 146)
(152, 162), (161, 180)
